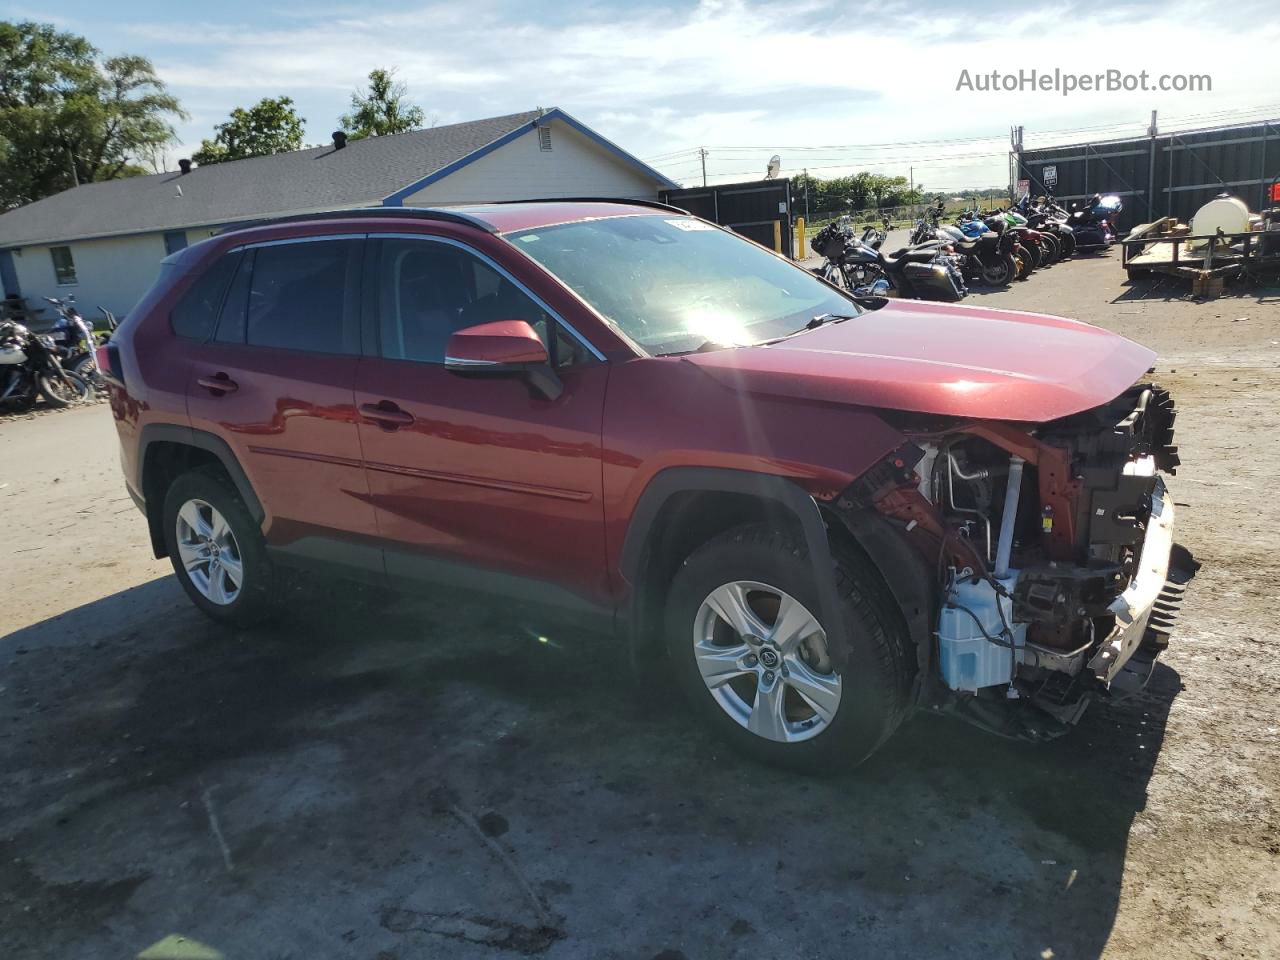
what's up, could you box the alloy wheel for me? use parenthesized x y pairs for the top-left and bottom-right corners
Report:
(692, 581), (842, 743)
(175, 498), (243, 605)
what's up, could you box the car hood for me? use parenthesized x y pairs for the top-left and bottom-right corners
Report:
(681, 299), (1156, 422)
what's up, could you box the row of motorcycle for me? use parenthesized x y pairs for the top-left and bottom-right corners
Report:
(810, 193), (1124, 302)
(0, 295), (115, 411)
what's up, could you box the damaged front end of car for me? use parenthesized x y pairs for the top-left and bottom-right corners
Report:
(835, 382), (1199, 740)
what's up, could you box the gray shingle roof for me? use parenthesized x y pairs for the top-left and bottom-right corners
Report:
(0, 109), (543, 248)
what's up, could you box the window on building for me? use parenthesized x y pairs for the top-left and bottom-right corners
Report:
(538, 125), (553, 152)
(164, 231), (189, 256)
(244, 238), (361, 354)
(50, 246), (77, 285)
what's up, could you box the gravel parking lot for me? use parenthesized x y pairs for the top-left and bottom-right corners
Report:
(2, 252), (1278, 960)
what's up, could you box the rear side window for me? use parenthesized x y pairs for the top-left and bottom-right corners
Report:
(244, 239), (361, 354)
(170, 252), (240, 340)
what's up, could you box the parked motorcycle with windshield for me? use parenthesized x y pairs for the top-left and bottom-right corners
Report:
(812, 218), (967, 301)
(0, 320), (91, 409)
(40, 295), (114, 392)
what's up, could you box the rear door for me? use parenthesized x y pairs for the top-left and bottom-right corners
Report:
(184, 235), (381, 570)
(353, 234), (610, 611)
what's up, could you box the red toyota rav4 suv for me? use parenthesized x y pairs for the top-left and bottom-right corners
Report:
(102, 200), (1195, 769)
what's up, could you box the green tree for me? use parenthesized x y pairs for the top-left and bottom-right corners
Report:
(340, 68), (424, 139)
(192, 96), (305, 165)
(0, 21), (184, 209)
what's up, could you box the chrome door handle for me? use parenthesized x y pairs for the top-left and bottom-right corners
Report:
(197, 374), (238, 394)
(359, 402), (415, 428)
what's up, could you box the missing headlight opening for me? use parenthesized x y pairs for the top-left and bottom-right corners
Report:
(843, 383), (1198, 740)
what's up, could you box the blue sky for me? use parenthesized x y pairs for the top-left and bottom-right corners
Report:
(19, 0), (1280, 189)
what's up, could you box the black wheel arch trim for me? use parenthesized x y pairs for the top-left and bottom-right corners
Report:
(824, 505), (938, 705)
(138, 424), (265, 555)
(619, 466), (851, 671)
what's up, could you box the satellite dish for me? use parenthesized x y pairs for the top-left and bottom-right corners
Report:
(765, 155), (780, 180)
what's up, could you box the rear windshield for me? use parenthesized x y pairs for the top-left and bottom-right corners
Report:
(505, 215), (857, 355)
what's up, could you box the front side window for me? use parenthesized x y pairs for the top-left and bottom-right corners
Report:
(376, 238), (585, 368)
(236, 239), (361, 354)
(506, 215), (859, 355)
(50, 246), (76, 285)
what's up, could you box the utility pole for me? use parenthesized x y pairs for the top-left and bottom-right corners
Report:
(803, 167), (810, 220)
(1147, 109), (1159, 220)
(699, 147), (708, 188)
(909, 165), (915, 222)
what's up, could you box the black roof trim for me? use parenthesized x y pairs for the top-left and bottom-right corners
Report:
(218, 206), (499, 236)
(492, 196), (691, 215)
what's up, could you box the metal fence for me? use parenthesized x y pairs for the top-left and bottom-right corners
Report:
(1013, 118), (1279, 228)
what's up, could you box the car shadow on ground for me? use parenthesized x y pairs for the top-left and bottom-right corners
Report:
(1, 575), (1178, 960)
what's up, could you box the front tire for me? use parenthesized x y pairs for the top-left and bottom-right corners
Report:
(162, 467), (272, 626)
(70, 355), (106, 394)
(664, 524), (912, 772)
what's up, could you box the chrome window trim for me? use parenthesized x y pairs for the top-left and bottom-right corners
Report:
(366, 232), (607, 363)
(229, 233), (366, 252)
(444, 356), (499, 367)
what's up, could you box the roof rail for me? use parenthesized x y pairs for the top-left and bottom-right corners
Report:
(218, 206), (499, 235)
(491, 196), (691, 215)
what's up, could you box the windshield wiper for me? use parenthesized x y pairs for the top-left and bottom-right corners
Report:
(805, 312), (859, 330)
(661, 339), (740, 357)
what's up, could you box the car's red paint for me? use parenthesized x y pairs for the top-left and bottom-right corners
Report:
(353, 352), (613, 606)
(684, 299), (1157, 422)
(446, 320), (549, 366)
(105, 202), (1158, 619)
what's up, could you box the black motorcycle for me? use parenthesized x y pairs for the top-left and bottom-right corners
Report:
(0, 320), (91, 409)
(911, 205), (1020, 287)
(812, 219), (966, 301)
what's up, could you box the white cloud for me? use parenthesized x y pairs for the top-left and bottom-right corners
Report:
(102, 0), (1280, 187)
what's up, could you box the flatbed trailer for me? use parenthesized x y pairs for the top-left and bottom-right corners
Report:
(1122, 218), (1280, 281)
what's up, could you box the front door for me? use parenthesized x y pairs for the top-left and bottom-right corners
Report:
(184, 236), (380, 567)
(353, 235), (610, 611)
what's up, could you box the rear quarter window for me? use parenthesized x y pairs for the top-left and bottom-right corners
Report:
(170, 252), (241, 340)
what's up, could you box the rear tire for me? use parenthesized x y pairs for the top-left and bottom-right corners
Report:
(1039, 234), (1061, 263)
(36, 370), (89, 407)
(1014, 245), (1035, 279)
(664, 523), (913, 772)
(980, 253), (1017, 287)
(162, 466), (272, 626)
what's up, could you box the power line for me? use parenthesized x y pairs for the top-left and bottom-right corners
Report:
(650, 101), (1280, 172)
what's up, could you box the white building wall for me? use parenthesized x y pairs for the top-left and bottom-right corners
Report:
(402, 118), (657, 205)
(10, 230), (179, 321)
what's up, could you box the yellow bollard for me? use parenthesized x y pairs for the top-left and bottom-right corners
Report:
(773, 220), (782, 253)
(795, 216), (805, 259)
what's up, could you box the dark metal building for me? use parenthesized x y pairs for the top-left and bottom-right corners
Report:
(660, 178), (794, 257)
(1012, 117), (1279, 228)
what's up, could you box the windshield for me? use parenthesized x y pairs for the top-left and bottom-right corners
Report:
(505, 215), (859, 355)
